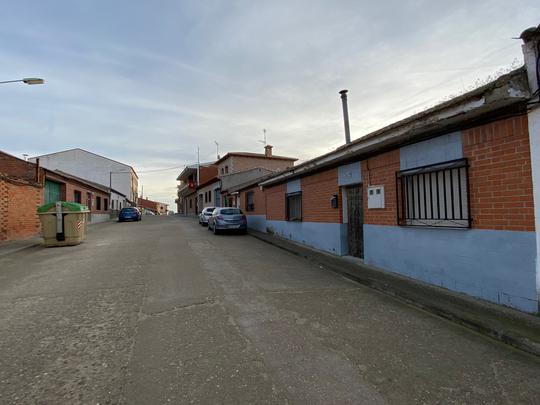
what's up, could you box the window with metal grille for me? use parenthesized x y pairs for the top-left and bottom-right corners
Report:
(286, 192), (302, 221)
(396, 158), (471, 228)
(246, 191), (255, 211)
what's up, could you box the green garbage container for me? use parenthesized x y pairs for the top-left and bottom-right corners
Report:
(37, 201), (90, 247)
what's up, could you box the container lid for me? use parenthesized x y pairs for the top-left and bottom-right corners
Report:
(37, 201), (90, 213)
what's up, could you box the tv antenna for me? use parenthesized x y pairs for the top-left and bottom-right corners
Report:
(214, 141), (220, 159)
(258, 129), (267, 146)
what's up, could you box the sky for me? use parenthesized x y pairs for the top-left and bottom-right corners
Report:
(1, 1), (539, 210)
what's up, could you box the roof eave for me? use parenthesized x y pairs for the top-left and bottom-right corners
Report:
(261, 69), (530, 187)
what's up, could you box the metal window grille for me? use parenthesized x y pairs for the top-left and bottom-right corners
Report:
(246, 191), (255, 211)
(286, 192), (302, 221)
(396, 158), (471, 228)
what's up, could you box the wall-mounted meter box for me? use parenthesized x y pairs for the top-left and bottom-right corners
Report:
(367, 185), (385, 209)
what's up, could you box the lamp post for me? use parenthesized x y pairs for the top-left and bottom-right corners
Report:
(0, 78), (45, 85)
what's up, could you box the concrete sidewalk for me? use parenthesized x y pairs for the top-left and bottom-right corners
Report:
(0, 236), (42, 257)
(249, 229), (540, 357)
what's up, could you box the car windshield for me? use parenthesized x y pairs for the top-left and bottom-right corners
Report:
(204, 208), (215, 213)
(121, 208), (137, 213)
(220, 208), (242, 215)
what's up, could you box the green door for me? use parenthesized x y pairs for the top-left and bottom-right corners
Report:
(44, 180), (61, 204)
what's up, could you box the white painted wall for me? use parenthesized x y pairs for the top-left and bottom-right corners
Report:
(30, 149), (137, 202)
(528, 106), (540, 309)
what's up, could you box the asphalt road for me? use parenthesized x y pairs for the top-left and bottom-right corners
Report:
(0, 215), (539, 404)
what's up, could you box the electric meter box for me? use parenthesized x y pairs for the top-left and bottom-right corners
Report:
(367, 185), (385, 209)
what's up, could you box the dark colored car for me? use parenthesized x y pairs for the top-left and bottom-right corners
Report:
(118, 207), (142, 222)
(198, 207), (216, 226)
(208, 207), (247, 234)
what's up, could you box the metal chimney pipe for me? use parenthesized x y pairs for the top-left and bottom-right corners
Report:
(339, 89), (351, 144)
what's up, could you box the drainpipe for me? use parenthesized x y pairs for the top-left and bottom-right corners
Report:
(339, 90), (351, 144)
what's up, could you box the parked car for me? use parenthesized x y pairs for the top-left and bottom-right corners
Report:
(118, 207), (142, 222)
(198, 207), (216, 226)
(207, 207), (247, 234)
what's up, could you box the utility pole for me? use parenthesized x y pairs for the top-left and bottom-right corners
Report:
(197, 146), (200, 186)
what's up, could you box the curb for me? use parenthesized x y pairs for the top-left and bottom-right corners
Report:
(248, 230), (540, 358)
(0, 239), (42, 258)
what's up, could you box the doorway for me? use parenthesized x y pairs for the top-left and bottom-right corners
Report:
(346, 185), (364, 258)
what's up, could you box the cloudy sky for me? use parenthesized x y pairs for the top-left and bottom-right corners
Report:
(1, 1), (538, 209)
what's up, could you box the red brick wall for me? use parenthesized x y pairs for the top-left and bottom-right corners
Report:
(265, 184), (286, 221)
(463, 115), (534, 231)
(46, 173), (110, 213)
(0, 177), (42, 241)
(301, 168), (342, 223)
(239, 186), (266, 215)
(199, 166), (218, 185)
(361, 150), (400, 226)
(0, 151), (41, 182)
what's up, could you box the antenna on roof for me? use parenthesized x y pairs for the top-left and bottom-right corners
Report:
(214, 141), (220, 160)
(258, 129), (267, 146)
(22, 154), (28, 161)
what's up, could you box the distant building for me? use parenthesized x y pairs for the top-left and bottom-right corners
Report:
(175, 146), (297, 215)
(138, 197), (169, 215)
(215, 145), (296, 177)
(176, 163), (217, 215)
(29, 148), (138, 207)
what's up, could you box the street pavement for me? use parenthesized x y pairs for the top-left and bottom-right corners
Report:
(0, 215), (539, 404)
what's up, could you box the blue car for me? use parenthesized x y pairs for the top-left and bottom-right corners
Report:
(118, 207), (142, 222)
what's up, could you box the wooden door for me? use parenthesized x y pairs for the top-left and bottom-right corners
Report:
(346, 186), (364, 258)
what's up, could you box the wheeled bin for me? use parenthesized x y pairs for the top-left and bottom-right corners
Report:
(37, 201), (90, 246)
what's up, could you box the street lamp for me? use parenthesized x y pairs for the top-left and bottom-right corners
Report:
(0, 77), (45, 85)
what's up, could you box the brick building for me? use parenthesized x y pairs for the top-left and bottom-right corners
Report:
(254, 26), (540, 314)
(138, 197), (169, 215)
(43, 169), (111, 223)
(176, 163), (218, 215)
(217, 146), (297, 207)
(215, 145), (296, 176)
(0, 151), (44, 241)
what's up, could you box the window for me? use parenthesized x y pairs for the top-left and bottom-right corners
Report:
(225, 165), (229, 174)
(397, 158), (470, 228)
(286, 192), (302, 221)
(221, 208), (242, 215)
(221, 168), (224, 175)
(189, 199), (192, 208)
(73, 190), (82, 203)
(96, 196), (102, 210)
(246, 191), (255, 211)
(104, 198), (109, 210)
(87, 192), (92, 210)
(208, 191), (211, 202)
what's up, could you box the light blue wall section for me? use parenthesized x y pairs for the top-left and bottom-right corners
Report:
(400, 131), (462, 170)
(286, 179), (301, 193)
(364, 224), (538, 313)
(247, 215), (267, 232)
(266, 220), (347, 255)
(338, 162), (362, 186)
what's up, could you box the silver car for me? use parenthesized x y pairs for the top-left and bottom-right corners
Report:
(207, 207), (247, 235)
(198, 207), (216, 226)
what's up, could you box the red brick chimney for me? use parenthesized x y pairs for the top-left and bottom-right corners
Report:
(264, 145), (273, 157)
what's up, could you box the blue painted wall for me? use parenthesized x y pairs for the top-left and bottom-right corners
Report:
(364, 224), (538, 313)
(400, 131), (462, 170)
(286, 179), (301, 193)
(247, 215), (267, 232)
(338, 162), (362, 186)
(266, 220), (347, 255)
